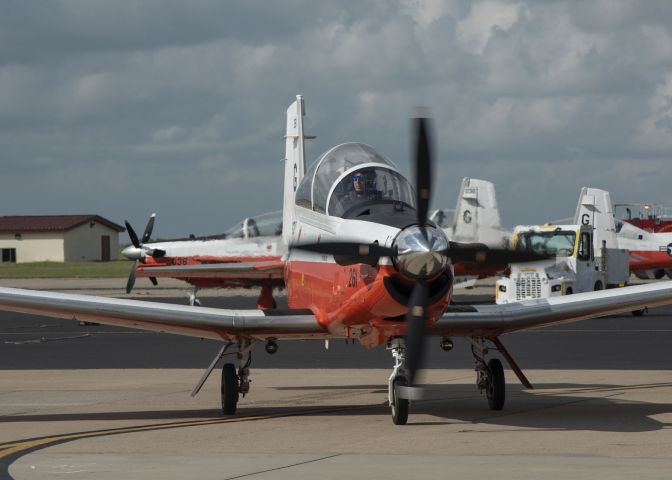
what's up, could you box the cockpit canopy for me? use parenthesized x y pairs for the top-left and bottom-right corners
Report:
(295, 143), (416, 217)
(224, 210), (282, 238)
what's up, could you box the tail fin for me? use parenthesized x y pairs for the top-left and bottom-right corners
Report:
(449, 178), (507, 247)
(282, 95), (308, 246)
(572, 187), (618, 248)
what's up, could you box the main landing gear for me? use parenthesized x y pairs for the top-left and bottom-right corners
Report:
(190, 338), (257, 415)
(221, 338), (254, 414)
(469, 337), (506, 410)
(468, 336), (533, 411)
(387, 337), (410, 425)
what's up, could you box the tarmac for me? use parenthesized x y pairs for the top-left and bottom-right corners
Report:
(1, 277), (672, 479)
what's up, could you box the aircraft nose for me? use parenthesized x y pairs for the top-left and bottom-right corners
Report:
(393, 225), (449, 279)
(121, 245), (142, 260)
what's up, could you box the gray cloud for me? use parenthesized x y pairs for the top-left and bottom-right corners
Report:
(1, 0), (672, 239)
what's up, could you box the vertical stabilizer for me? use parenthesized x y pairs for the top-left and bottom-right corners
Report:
(282, 95), (307, 246)
(573, 187), (618, 248)
(449, 178), (507, 247)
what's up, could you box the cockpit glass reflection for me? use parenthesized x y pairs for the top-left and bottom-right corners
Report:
(328, 167), (415, 217)
(224, 210), (283, 238)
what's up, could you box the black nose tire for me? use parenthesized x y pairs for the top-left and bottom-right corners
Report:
(391, 376), (409, 425)
(486, 358), (505, 411)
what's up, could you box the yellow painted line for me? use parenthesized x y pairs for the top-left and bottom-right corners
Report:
(0, 405), (371, 459)
(0, 415), (260, 458)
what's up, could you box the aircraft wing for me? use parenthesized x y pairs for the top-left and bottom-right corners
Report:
(431, 281), (672, 336)
(0, 287), (323, 341)
(137, 260), (285, 281)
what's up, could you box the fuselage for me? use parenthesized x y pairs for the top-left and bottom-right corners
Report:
(617, 222), (672, 271)
(284, 143), (454, 348)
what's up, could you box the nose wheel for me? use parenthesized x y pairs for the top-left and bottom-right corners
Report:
(388, 337), (410, 425)
(391, 376), (409, 425)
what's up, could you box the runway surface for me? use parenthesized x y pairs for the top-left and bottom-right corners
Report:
(1, 280), (672, 479)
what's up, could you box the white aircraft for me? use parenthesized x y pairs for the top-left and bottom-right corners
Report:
(573, 187), (672, 280)
(1, 95), (672, 425)
(432, 177), (509, 248)
(121, 210), (285, 307)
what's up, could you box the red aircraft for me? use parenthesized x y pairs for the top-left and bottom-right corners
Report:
(1, 95), (672, 425)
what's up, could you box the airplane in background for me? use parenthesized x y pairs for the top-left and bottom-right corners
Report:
(619, 223), (672, 280)
(2, 95), (672, 425)
(431, 177), (511, 283)
(121, 211), (285, 308)
(572, 187), (672, 281)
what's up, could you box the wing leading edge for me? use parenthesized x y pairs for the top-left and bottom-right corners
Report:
(136, 260), (285, 280)
(432, 281), (672, 336)
(0, 287), (324, 341)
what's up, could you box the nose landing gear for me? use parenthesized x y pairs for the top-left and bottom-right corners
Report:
(387, 337), (410, 425)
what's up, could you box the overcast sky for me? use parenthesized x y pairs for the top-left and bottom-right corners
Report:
(2, 0), (672, 240)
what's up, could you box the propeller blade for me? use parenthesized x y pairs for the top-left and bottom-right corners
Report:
(446, 242), (553, 265)
(405, 281), (429, 386)
(142, 213), (156, 244)
(125, 221), (140, 249)
(126, 260), (138, 294)
(295, 242), (396, 259)
(413, 116), (432, 228)
(149, 276), (158, 286)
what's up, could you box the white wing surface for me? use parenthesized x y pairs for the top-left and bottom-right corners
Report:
(0, 287), (323, 340)
(433, 281), (672, 336)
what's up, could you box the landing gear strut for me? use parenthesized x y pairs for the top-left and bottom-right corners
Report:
(221, 338), (254, 415)
(188, 287), (201, 307)
(256, 285), (277, 310)
(387, 337), (409, 425)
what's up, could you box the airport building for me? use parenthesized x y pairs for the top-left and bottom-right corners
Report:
(0, 215), (125, 263)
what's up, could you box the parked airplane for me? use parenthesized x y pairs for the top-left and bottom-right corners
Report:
(432, 177), (511, 282)
(1, 96), (672, 426)
(122, 211), (285, 308)
(573, 187), (672, 280)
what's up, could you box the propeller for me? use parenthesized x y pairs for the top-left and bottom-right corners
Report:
(293, 115), (550, 385)
(122, 214), (165, 293)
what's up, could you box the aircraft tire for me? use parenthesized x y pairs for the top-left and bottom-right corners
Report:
(654, 269), (666, 280)
(221, 363), (239, 415)
(633, 271), (649, 280)
(486, 358), (505, 411)
(594, 281), (603, 291)
(391, 376), (409, 425)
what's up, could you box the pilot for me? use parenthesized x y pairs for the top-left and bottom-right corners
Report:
(352, 172), (367, 198)
(340, 171), (381, 211)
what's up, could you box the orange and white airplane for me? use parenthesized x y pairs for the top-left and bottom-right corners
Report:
(121, 210), (285, 308)
(1, 95), (672, 425)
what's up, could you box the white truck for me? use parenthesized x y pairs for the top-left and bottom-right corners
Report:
(495, 222), (630, 303)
